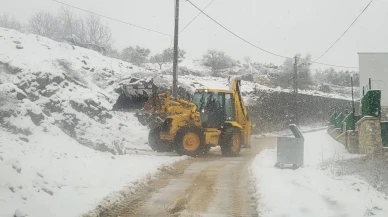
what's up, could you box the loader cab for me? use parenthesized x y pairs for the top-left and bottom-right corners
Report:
(192, 90), (235, 128)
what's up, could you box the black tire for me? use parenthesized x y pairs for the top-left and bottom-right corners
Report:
(174, 125), (206, 157)
(219, 127), (242, 157)
(148, 127), (174, 152)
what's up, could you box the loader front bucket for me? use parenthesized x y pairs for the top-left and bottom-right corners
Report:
(112, 77), (156, 111)
(111, 77), (168, 128)
(134, 112), (166, 128)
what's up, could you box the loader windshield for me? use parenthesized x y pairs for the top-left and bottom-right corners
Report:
(192, 92), (235, 121)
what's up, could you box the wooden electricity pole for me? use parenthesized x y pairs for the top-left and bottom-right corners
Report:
(172, 0), (180, 97)
(351, 76), (355, 114)
(293, 56), (299, 125)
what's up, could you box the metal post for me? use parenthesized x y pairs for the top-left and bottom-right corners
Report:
(363, 86), (365, 96)
(351, 76), (355, 114)
(172, 0), (180, 98)
(294, 56), (299, 125)
(369, 77), (371, 90)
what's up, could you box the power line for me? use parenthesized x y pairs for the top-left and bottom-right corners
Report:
(314, 0), (375, 62)
(51, 0), (171, 37)
(186, 0), (359, 69)
(179, 0), (216, 34)
(185, 0), (289, 59)
(311, 60), (358, 69)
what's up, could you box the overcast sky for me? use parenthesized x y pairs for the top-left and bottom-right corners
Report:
(1, 0), (387, 70)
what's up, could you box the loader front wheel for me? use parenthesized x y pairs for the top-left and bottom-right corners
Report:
(175, 126), (206, 157)
(219, 127), (242, 157)
(148, 127), (173, 152)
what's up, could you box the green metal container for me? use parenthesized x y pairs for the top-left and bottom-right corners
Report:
(381, 122), (388, 147)
(362, 90), (381, 117)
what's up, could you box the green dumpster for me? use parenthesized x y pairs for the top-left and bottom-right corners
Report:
(362, 90), (381, 117)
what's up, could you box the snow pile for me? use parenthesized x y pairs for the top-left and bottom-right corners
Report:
(0, 129), (185, 217)
(251, 130), (388, 217)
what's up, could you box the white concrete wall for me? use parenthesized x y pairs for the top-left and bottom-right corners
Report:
(358, 53), (388, 106)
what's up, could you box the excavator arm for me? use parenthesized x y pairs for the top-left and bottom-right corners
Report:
(230, 79), (251, 147)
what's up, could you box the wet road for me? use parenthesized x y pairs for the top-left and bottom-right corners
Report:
(97, 137), (276, 217)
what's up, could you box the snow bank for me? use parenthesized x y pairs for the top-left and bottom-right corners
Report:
(0, 127), (185, 217)
(251, 130), (388, 217)
(254, 124), (327, 138)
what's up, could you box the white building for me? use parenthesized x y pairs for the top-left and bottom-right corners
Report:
(358, 53), (388, 109)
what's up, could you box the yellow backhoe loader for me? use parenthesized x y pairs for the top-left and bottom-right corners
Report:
(134, 79), (251, 157)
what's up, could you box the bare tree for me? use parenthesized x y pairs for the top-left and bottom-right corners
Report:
(0, 13), (23, 31)
(150, 53), (165, 69)
(57, 7), (79, 41)
(28, 11), (61, 40)
(202, 50), (236, 75)
(76, 15), (112, 48)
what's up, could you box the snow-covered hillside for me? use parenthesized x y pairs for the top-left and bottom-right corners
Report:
(0, 27), (159, 152)
(156, 60), (354, 101)
(0, 27), (187, 217)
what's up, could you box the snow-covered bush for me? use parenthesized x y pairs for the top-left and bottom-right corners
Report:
(57, 59), (88, 85)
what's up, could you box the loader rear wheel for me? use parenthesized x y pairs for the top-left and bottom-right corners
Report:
(219, 127), (242, 157)
(148, 127), (173, 152)
(175, 126), (206, 157)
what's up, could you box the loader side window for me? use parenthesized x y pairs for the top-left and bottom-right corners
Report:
(193, 92), (235, 119)
(193, 92), (204, 112)
(225, 93), (235, 121)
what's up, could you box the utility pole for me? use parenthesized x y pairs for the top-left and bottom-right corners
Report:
(172, 0), (180, 98)
(351, 76), (355, 114)
(293, 56), (299, 125)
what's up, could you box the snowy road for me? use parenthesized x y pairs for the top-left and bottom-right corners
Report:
(92, 131), (388, 217)
(93, 137), (276, 217)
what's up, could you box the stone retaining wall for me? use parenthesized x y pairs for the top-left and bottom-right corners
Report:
(356, 116), (383, 156)
(247, 90), (358, 133)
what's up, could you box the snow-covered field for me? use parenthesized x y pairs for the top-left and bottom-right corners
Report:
(251, 130), (388, 217)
